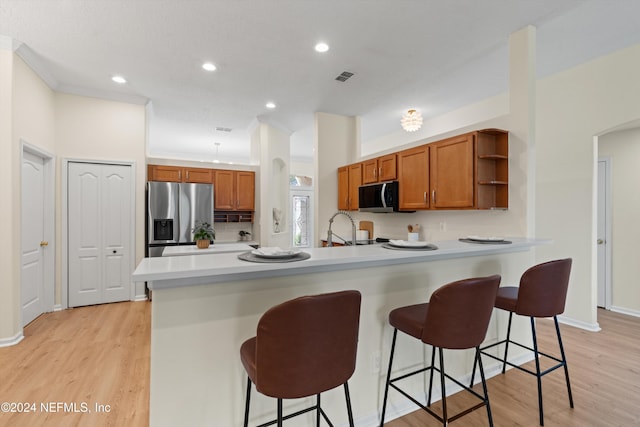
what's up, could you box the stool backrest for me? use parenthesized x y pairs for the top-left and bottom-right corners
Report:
(422, 275), (501, 349)
(255, 290), (361, 399)
(516, 258), (572, 317)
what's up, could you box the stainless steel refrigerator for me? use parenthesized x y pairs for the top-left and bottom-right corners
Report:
(147, 182), (214, 257)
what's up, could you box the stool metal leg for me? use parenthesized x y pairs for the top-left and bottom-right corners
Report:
(554, 316), (574, 408)
(502, 312), (514, 374)
(530, 317), (544, 426)
(379, 328), (398, 427)
(427, 345), (436, 406)
(476, 347), (494, 427)
(438, 347), (447, 426)
(244, 377), (252, 427)
(277, 398), (283, 427)
(344, 382), (355, 427)
(316, 394), (321, 426)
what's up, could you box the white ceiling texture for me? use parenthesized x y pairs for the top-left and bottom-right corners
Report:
(2, 1), (640, 164)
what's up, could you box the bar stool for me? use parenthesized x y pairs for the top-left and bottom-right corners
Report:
(472, 258), (573, 426)
(240, 290), (361, 427)
(379, 275), (501, 427)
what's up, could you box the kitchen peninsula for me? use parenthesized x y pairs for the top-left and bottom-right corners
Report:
(133, 238), (549, 426)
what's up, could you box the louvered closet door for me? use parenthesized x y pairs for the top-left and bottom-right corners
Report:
(68, 162), (132, 307)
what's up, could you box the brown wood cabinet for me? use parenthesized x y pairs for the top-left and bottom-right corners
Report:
(147, 165), (213, 183)
(362, 154), (397, 184)
(397, 145), (429, 210)
(429, 134), (474, 209)
(214, 169), (255, 211)
(337, 163), (362, 211)
(345, 128), (509, 211)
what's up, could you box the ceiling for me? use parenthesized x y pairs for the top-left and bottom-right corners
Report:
(2, 1), (640, 164)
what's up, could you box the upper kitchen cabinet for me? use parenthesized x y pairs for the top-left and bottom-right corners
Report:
(148, 165), (213, 183)
(475, 129), (509, 209)
(429, 134), (474, 209)
(337, 128), (508, 212)
(397, 145), (429, 210)
(214, 169), (255, 211)
(337, 163), (362, 211)
(362, 154), (397, 184)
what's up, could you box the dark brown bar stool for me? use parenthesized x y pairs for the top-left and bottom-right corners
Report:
(240, 290), (362, 427)
(379, 275), (501, 427)
(472, 258), (574, 426)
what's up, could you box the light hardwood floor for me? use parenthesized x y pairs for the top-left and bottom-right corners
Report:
(385, 309), (640, 427)
(0, 303), (638, 426)
(0, 301), (150, 427)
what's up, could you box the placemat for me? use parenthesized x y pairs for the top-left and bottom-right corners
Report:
(381, 243), (438, 251)
(458, 238), (512, 245)
(237, 251), (311, 263)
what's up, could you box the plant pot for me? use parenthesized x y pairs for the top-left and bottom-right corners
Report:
(196, 239), (211, 249)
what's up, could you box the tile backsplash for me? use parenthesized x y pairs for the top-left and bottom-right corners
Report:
(214, 222), (254, 243)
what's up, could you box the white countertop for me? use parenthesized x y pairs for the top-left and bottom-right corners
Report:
(162, 242), (255, 256)
(134, 237), (551, 290)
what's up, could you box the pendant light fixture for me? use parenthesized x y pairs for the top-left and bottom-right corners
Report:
(401, 109), (423, 132)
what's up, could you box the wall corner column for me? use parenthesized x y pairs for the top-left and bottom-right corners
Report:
(509, 25), (537, 236)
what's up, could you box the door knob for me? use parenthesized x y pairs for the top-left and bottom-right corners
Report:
(597, 239), (605, 245)
(40, 241), (48, 247)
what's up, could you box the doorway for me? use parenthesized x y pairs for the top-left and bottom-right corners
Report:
(20, 141), (55, 326)
(596, 158), (612, 309)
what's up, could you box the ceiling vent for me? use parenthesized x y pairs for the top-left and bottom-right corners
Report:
(335, 71), (355, 82)
(215, 127), (232, 132)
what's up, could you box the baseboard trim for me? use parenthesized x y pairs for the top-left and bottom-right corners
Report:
(557, 314), (601, 332)
(133, 295), (149, 302)
(0, 331), (24, 348)
(610, 305), (640, 318)
(53, 304), (64, 312)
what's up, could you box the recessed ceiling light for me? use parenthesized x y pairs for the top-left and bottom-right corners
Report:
(266, 102), (276, 109)
(314, 42), (330, 53)
(112, 75), (127, 84)
(202, 62), (217, 71)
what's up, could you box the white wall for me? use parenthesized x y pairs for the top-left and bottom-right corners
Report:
(336, 35), (640, 328)
(317, 28), (534, 250)
(0, 46), (147, 343)
(0, 52), (58, 342)
(598, 127), (640, 314)
(0, 45), (18, 341)
(536, 43), (640, 327)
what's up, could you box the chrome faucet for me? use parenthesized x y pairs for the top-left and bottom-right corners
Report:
(327, 211), (357, 247)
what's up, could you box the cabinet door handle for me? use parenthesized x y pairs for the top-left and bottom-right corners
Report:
(423, 192), (427, 203)
(374, 167), (377, 179)
(378, 167), (382, 178)
(186, 170), (190, 180)
(432, 190), (436, 204)
(178, 170), (182, 180)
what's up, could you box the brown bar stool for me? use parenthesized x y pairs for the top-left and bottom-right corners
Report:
(379, 275), (501, 427)
(472, 258), (574, 426)
(240, 290), (361, 427)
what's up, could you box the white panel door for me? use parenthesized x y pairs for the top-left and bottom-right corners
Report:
(68, 162), (131, 307)
(21, 151), (46, 325)
(102, 167), (131, 303)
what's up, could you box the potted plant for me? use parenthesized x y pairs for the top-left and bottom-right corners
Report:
(238, 230), (251, 241)
(193, 221), (215, 249)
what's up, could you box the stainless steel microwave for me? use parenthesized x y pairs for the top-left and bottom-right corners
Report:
(358, 181), (400, 213)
